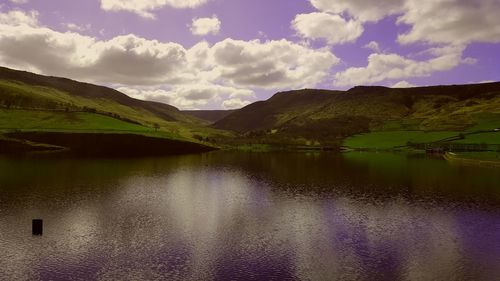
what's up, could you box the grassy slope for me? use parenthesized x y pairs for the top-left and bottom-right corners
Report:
(453, 132), (500, 144)
(182, 110), (236, 124)
(0, 67), (231, 141)
(344, 131), (459, 149)
(213, 83), (500, 148)
(0, 109), (181, 139)
(2, 66), (499, 151)
(0, 67), (190, 121)
(214, 89), (339, 133)
(345, 115), (500, 149)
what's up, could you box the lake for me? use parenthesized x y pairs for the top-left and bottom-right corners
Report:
(0, 151), (499, 280)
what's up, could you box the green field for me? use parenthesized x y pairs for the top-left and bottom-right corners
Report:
(0, 109), (147, 131)
(343, 131), (458, 149)
(0, 109), (184, 140)
(0, 79), (192, 136)
(454, 132), (500, 144)
(0, 78), (232, 142)
(465, 114), (500, 132)
(343, 113), (500, 150)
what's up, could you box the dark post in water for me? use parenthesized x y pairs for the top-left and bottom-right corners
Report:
(32, 219), (43, 236)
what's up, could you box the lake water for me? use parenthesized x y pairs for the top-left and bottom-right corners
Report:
(0, 151), (499, 281)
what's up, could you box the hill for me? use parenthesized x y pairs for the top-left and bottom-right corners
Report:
(182, 110), (236, 124)
(0, 66), (222, 155)
(0, 66), (204, 125)
(0, 66), (232, 136)
(213, 83), (500, 148)
(2, 66), (499, 152)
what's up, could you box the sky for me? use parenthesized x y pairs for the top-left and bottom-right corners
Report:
(0, 0), (499, 110)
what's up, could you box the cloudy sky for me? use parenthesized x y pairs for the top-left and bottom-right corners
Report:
(0, 0), (499, 109)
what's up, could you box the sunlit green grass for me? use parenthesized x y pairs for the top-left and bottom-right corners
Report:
(455, 132), (500, 144)
(0, 80), (232, 141)
(343, 131), (458, 149)
(0, 80), (182, 128)
(465, 114), (500, 132)
(0, 109), (146, 131)
(0, 109), (184, 139)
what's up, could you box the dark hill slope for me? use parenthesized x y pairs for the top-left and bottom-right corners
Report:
(182, 110), (236, 123)
(214, 89), (341, 132)
(213, 83), (500, 143)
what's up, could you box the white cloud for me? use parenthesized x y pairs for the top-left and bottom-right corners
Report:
(364, 41), (381, 53)
(63, 23), (92, 32)
(9, 0), (29, 4)
(308, 0), (500, 46)
(391, 80), (416, 88)
(118, 84), (256, 110)
(335, 45), (465, 87)
(0, 10), (338, 92)
(0, 22), (191, 85)
(311, 0), (498, 85)
(190, 16), (221, 36)
(100, 0), (210, 19)
(310, 0), (404, 22)
(0, 10), (38, 26)
(398, 0), (500, 45)
(292, 12), (363, 45)
(211, 38), (339, 89)
(223, 98), (251, 109)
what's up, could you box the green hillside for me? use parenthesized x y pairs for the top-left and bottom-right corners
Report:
(0, 67), (231, 142)
(214, 83), (500, 149)
(0, 67), (227, 155)
(182, 110), (236, 124)
(2, 65), (499, 153)
(0, 109), (179, 138)
(0, 67), (192, 122)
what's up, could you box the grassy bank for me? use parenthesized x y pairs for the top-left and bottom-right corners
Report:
(5, 132), (216, 157)
(0, 109), (217, 156)
(0, 136), (64, 154)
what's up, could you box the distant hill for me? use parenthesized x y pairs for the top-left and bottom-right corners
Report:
(213, 83), (500, 145)
(183, 110), (236, 123)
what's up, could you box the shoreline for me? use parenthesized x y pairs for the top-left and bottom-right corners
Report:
(2, 132), (216, 157)
(444, 152), (500, 167)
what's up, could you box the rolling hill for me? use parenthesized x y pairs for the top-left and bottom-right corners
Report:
(0, 66), (232, 137)
(213, 83), (500, 148)
(182, 110), (236, 124)
(0, 66), (222, 155)
(0, 66), (201, 125)
(2, 65), (499, 153)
